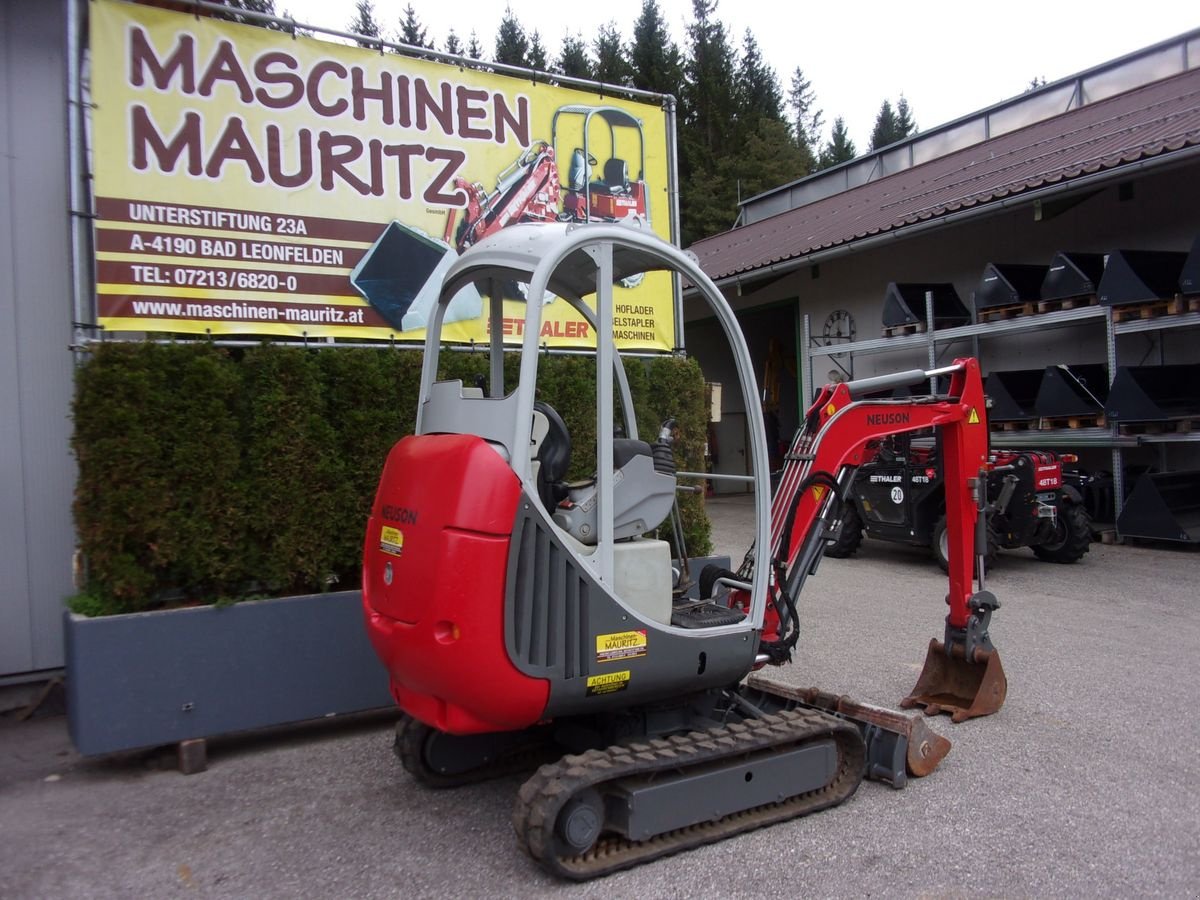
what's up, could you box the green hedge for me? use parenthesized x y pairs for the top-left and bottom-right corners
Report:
(71, 343), (711, 615)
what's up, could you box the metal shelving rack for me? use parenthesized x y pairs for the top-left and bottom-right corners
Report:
(800, 297), (1200, 528)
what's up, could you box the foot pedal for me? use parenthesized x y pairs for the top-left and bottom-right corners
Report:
(670, 602), (746, 629)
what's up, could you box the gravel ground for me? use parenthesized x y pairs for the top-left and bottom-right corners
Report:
(3, 494), (1198, 898)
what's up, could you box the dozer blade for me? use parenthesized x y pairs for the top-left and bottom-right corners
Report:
(743, 676), (951, 785)
(901, 638), (1007, 723)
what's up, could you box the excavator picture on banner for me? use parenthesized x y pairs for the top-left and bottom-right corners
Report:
(350, 103), (652, 335)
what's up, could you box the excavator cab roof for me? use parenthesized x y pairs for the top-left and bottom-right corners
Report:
(438, 221), (677, 304)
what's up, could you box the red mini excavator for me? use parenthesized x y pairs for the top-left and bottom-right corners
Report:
(362, 223), (1007, 879)
(441, 140), (562, 253)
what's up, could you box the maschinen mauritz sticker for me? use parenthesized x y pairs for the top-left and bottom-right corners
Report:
(379, 525), (404, 556)
(596, 630), (647, 663)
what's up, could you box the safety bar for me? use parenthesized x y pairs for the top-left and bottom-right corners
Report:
(677, 471), (756, 483)
(843, 363), (965, 399)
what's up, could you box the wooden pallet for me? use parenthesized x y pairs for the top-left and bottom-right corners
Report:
(1038, 414), (1106, 430)
(1117, 418), (1195, 435)
(881, 321), (926, 337)
(1037, 294), (1097, 314)
(1111, 296), (1190, 322)
(995, 419), (1040, 431)
(978, 301), (1036, 323)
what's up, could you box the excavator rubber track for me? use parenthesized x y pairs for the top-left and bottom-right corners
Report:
(511, 707), (865, 880)
(395, 714), (558, 788)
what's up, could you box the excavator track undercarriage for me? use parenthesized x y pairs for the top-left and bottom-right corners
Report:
(511, 707), (865, 880)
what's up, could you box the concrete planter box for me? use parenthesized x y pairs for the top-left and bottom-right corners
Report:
(65, 590), (394, 756)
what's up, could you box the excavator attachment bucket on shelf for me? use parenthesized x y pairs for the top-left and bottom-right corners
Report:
(902, 639), (1007, 724)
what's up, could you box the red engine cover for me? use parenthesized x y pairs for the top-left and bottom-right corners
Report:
(362, 433), (549, 734)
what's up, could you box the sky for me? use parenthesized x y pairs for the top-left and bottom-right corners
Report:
(272, 0), (1199, 148)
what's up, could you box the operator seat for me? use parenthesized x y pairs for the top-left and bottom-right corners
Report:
(593, 158), (629, 195)
(531, 401), (571, 512)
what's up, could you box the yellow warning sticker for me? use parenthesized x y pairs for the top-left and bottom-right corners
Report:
(812, 485), (827, 501)
(379, 525), (404, 557)
(586, 670), (631, 697)
(825, 403), (837, 417)
(968, 407), (981, 425)
(596, 630), (647, 663)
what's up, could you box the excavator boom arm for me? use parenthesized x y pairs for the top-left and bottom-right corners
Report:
(761, 357), (1006, 722)
(773, 359), (989, 630)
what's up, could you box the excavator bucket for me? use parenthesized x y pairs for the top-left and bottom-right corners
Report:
(902, 638), (1007, 723)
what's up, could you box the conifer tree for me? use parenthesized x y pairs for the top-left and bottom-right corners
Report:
(527, 30), (549, 71)
(215, 0), (282, 28)
(869, 99), (899, 150)
(870, 96), (917, 150)
(735, 30), (784, 132)
(444, 29), (463, 56)
(630, 0), (683, 95)
(556, 33), (592, 79)
(788, 66), (822, 172)
(895, 94), (916, 137)
(678, 0), (745, 243)
(466, 31), (483, 61)
(593, 22), (631, 86)
(818, 116), (856, 169)
(398, 4), (431, 49)
(681, 0), (737, 162)
(495, 7), (529, 67)
(347, 0), (383, 49)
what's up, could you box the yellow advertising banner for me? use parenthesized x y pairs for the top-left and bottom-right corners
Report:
(89, 0), (676, 350)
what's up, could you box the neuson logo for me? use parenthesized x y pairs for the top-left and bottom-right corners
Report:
(382, 505), (419, 525)
(866, 411), (911, 426)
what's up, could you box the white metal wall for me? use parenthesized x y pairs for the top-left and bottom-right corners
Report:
(0, 0), (76, 676)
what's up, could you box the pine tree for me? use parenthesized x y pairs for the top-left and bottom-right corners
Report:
(788, 66), (822, 172)
(347, 0), (383, 49)
(719, 118), (809, 205)
(278, 10), (314, 38)
(215, 0), (281, 28)
(593, 23), (631, 86)
(466, 31), (483, 61)
(398, 4), (431, 50)
(444, 29), (463, 56)
(678, 0), (741, 244)
(630, 0), (683, 95)
(818, 116), (856, 169)
(869, 99), (899, 151)
(527, 30), (549, 72)
(555, 33), (592, 79)
(870, 96), (916, 150)
(495, 7), (529, 67)
(681, 0), (737, 161)
(895, 94), (916, 138)
(728, 33), (809, 213)
(734, 30), (784, 134)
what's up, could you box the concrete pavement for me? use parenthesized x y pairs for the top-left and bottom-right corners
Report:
(2, 495), (1198, 897)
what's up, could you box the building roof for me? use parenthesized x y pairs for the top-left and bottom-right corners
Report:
(691, 66), (1200, 285)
